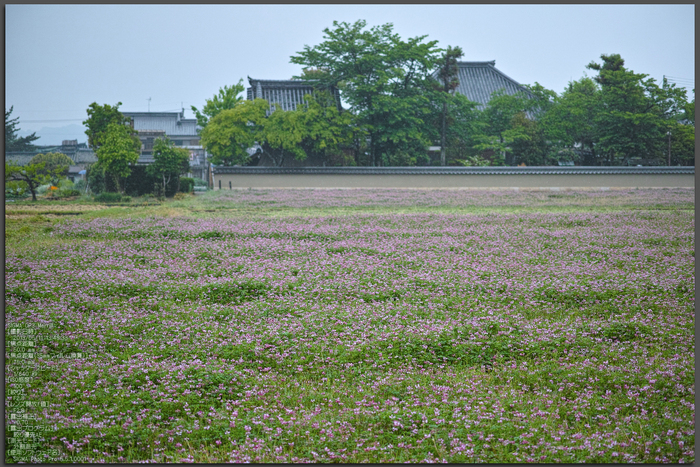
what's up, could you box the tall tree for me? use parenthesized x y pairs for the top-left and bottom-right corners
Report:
(95, 123), (140, 193)
(586, 54), (688, 165)
(5, 106), (39, 152)
(474, 89), (530, 165)
(83, 102), (140, 152)
(291, 20), (441, 166)
(542, 77), (602, 165)
(191, 79), (246, 130)
(434, 46), (464, 166)
(200, 99), (268, 166)
(148, 137), (191, 196)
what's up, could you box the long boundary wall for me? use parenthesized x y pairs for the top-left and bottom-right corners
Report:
(211, 166), (695, 190)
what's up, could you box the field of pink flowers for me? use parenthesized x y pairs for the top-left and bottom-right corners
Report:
(5, 188), (695, 463)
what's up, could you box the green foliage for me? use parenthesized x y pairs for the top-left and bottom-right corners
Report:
(435, 45), (464, 166)
(291, 20), (441, 166)
(94, 192), (124, 203)
(442, 94), (487, 165)
(5, 180), (28, 198)
(83, 102), (139, 151)
(29, 152), (74, 185)
(508, 112), (554, 166)
(5, 161), (51, 201)
(191, 79), (245, 129)
(148, 138), (190, 197)
(473, 89), (533, 165)
(262, 91), (356, 166)
(179, 177), (195, 193)
(96, 123), (140, 193)
(667, 121), (695, 166)
(85, 163), (105, 194)
(5, 106), (39, 151)
(200, 99), (269, 165)
(542, 77), (601, 165)
(586, 54), (689, 165)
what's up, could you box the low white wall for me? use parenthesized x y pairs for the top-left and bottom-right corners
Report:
(212, 173), (694, 190)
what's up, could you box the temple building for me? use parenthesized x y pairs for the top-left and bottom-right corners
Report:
(433, 60), (533, 108)
(246, 76), (341, 115)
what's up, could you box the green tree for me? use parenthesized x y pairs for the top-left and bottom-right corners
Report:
(262, 91), (356, 166)
(474, 89), (531, 165)
(667, 121), (695, 166)
(200, 99), (269, 166)
(434, 45), (464, 166)
(5, 106), (39, 152)
(96, 123), (140, 193)
(507, 113), (554, 166)
(291, 20), (441, 166)
(29, 152), (74, 185)
(148, 137), (191, 196)
(542, 77), (602, 165)
(586, 54), (688, 165)
(191, 79), (246, 130)
(442, 93), (487, 165)
(5, 162), (50, 201)
(83, 102), (140, 152)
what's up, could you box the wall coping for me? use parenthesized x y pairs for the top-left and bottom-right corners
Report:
(212, 166), (695, 175)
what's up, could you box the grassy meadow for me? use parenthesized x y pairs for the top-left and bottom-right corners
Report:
(4, 188), (695, 463)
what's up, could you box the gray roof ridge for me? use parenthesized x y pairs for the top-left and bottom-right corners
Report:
(456, 60), (496, 66)
(248, 77), (316, 86)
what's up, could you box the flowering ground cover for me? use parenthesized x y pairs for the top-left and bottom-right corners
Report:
(5, 188), (695, 463)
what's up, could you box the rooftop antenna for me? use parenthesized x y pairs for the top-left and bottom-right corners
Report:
(147, 97), (151, 112)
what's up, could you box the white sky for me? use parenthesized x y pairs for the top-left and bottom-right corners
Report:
(5, 4), (695, 144)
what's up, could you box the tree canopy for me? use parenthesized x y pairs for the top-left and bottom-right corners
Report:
(95, 122), (140, 193)
(262, 91), (356, 166)
(5, 106), (39, 152)
(5, 162), (52, 201)
(191, 80), (246, 130)
(29, 152), (74, 185)
(148, 137), (191, 196)
(291, 20), (442, 166)
(200, 99), (269, 166)
(83, 102), (140, 152)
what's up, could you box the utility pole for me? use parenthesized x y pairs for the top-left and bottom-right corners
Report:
(147, 97), (151, 112)
(667, 129), (672, 166)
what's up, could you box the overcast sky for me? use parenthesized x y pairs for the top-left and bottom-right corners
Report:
(5, 4), (695, 144)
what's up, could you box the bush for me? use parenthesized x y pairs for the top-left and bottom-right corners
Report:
(5, 181), (28, 199)
(193, 178), (208, 187)
(86, 164), (105, 194)
(58, 189), (81, 198)
(94, 192), (122, 203)
(74, 179), (86, 192)
(173, 192), (189, 200)
(179, 177), (195, 193)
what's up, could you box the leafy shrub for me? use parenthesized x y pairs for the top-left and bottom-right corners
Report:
(94, 192), (122, 203)
(193, 177), (208, 187)
(179, 177), (195, 193)
(58, 189), (81, 198)
(5, 181), (28, 198)
(74, 179), (86, 192)
(173, 192), (188, 200)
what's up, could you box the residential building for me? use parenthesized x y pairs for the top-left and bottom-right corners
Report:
(122, 110), (208, 181)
